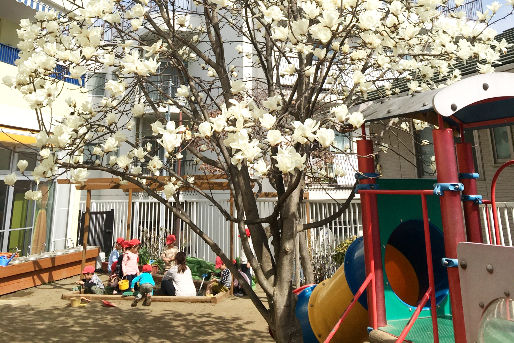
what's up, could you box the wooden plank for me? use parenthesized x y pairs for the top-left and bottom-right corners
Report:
(61, 291), (228, 303)
(0, 255), (97, 296)
(0, 249), (99, 278)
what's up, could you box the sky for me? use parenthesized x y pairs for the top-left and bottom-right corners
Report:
(486, 0), (514, 33)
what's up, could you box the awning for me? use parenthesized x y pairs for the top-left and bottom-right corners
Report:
(0, 126), (37, 145)
(16, 0), (52, 12)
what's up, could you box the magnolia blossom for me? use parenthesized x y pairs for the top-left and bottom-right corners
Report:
(163, 180), (181, 200)
(292, 119), (319, 144)
(259, 113), (276, 129)
(267, 130), (283, 146)
(198, 122), (213, 137)
(332, 105), (348, 122)
(348, 112), (364, 128)
(4, 173), (16, 186)
(25, 190), (42, 201)
(252, 159), (269, 176)
(17, 160), (28, 173)
(273, 146), (306, 174)
(177, 85), (190, 97)
(316, 128), (335, 148)
(230, 80), (245, 94)
(70, 168), (88, 184)
(148, 156), (163, 175)
(116, 155), (132, 170)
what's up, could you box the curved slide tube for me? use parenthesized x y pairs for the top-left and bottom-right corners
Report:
(295, 237), (420, 342)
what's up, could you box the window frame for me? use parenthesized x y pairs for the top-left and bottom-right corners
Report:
(490, 125), (514, 164)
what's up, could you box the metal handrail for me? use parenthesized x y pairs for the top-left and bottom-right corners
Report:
(0, 43), (84, 86)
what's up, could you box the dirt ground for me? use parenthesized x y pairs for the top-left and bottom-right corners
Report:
(0, 275), (274, 343)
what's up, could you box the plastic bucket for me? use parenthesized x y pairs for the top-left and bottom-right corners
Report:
(119, 279), (129, 291)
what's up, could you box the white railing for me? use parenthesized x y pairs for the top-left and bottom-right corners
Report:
(79, 197), (362, 264)
(479, 202), (514, 246)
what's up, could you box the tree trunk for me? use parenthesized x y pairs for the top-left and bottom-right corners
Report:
(299, 230), (314, 284)
(272, 183), (304, 343)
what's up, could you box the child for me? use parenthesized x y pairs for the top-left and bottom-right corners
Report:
(130, 264), (155, 307)
(108, 260), (120, 294)
(76, 265), (104, 294)
(108, 237), (124, 273)
(161, 234), (179, 270)
(122, 239), (140, 290)
(206, 256), (232, 296)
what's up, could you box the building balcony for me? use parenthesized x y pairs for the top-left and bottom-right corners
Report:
(0, 42), (84, 87)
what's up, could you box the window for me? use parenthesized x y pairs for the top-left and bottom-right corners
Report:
(491, 125), (514, 162)
(17, 151), (37, 172)
(462, 129), (482, 178)
(86, 73), (106, 96)
(415, 126), (436, 178)
(331, 132), (353, 153)
(146, 63), (180, 104)
(0, 148), (11, 170)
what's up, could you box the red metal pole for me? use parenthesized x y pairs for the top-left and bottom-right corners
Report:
(358, 190), (434, 195)
(395, 288), (432, 343)
(490, 160), (514, 246)
(421, 195), (439, 343)
(456, 143), (483, 243)
(432, 128), (467, 343)
(357, 138), (386, 328)
(324, 273), (374, 343)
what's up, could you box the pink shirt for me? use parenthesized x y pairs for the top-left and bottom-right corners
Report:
(122, 251), (139, 276)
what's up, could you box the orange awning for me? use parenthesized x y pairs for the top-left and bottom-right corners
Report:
(0, 128), (37, 145)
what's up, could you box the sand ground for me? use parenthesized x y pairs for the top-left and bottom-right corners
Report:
(0, 275), (274, 343)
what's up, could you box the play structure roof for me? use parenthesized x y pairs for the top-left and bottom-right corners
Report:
(361, 72), (514, 130)
(359, 28), (514, 130)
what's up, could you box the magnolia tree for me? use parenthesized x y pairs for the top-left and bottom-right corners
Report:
(4, 0), (512, 340)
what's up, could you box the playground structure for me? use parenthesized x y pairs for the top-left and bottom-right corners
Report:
(295, 72), (514, 342)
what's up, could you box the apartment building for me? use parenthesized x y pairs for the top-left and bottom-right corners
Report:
(0, 0), (89, 255)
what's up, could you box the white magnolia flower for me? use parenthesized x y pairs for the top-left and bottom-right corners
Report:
(267, 130), (283, 146)
(116, 155), (132, 169)
(39, 148), (51, 159)
(259, 113), (276, 129)
(273, 146), (306, 174)
(4, 173), (16, 186)
(348, 112), (364, 128)
(163, 180), (181, 200)
(177, 85), (190, 97)
(316, 128), (335, 148)
(17, 160), (29, 173)
(252, 159), (268, 176)
(148, 156), (163, 175)
(331, 104), (348, 122)
(103, 136), (119, 153)
(211, 115), (227, 132)
(230, 80), (245, 94)
(24, 190), (42, 201)
(70, 168), (88, 184)
(2, 75), (14, 87)
(198, 122), (213, 137)
(132, 103), (145, 117)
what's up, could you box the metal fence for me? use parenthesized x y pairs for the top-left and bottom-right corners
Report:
(480, 202), (514, 246)
(79, 197), (362, 265)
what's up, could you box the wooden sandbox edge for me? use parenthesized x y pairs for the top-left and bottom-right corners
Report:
(61, 290), (229, 303)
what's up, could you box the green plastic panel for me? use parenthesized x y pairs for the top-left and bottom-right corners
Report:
(381, 315), (455, 343)
(374, 179), (452, 321)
